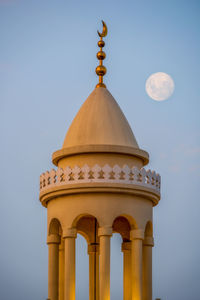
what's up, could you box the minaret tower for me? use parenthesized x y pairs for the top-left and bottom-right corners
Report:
(39, 21), (161, 300)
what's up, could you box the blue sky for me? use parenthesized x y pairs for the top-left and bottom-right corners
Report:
(1, 0), (200, 300)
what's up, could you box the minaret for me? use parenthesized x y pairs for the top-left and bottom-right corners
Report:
(39, 21), (161, 300)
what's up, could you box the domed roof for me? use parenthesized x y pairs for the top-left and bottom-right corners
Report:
(63, 88), (139, 149)
(52, 87), (149, 166)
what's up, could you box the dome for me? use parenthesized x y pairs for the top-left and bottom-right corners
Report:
(63, 88), (139, 148)
(52, 87), (149, 166)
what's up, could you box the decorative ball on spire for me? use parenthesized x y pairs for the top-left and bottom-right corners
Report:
(96, 20), (108, 88)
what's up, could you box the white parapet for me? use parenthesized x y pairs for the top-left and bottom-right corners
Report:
(40, 164), (161, 194)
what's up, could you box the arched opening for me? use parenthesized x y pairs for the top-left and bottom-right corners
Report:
(76, 215), (99, 244)
(112, 216), (131, 242)
(48, 218), (62, 236)
(74, 215), (99, 300)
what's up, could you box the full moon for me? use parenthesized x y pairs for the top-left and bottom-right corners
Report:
(145, 72), (175, 101)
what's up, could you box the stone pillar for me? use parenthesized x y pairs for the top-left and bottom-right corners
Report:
(143, 236), (154, 300)
(121, 241), (132, 300)
(47, 234), (61, 300)
(98, 227), (112, 300)
(59, 238), (65, 300)
(88, 243), (99, 300)
(63, 228), (77, 300)
(130, 229), (144, 300)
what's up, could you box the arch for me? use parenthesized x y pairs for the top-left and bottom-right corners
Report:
(119, 214), (138, 229)
(72, 214), (99, 244)
(48, 218), (62, 236)
(71, 213), (99, 228)
(112, 214), (137, 236)
(144, 220), (153, 237)
(112, 216), (131, 242)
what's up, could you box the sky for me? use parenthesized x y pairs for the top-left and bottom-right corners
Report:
(1, 0), (200, 299)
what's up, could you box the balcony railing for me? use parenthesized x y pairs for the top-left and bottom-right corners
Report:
(40, 164), (160, 194)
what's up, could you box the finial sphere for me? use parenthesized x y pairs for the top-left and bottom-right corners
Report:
(98, 40), (105, 47)
(96, 65), (107, 76)
(97, 51), (106, 60)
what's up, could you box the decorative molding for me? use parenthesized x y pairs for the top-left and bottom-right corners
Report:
(52, 145), (149, 166)
(40, 164), (161, 194)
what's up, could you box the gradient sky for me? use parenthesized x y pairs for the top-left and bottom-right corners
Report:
(1, 1), (200, 300)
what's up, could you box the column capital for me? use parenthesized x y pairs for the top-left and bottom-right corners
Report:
(63, 228), (77, 238)
(88, 243), (99, 254)
(121, 241), (131, 252)
(130, 229), (144, 240)
(47, 234), (61, 244)
(143, 236), (154, 247)
(98, 226), (112, 237)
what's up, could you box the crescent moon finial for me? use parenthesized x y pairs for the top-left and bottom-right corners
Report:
(97, 20), (108, 38)
(96, 20), (108, 88)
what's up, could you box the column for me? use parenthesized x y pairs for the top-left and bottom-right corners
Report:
(59, 238), (65, 300)
(63, 228), (77, 300)
(98, 227), (112, 300)
(121, 241), (132, 300)
(143, 237), (154, 300)
(47, 234), (61, 300)
(130, 229), (144, 300)
(88, 243), (99, 300)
